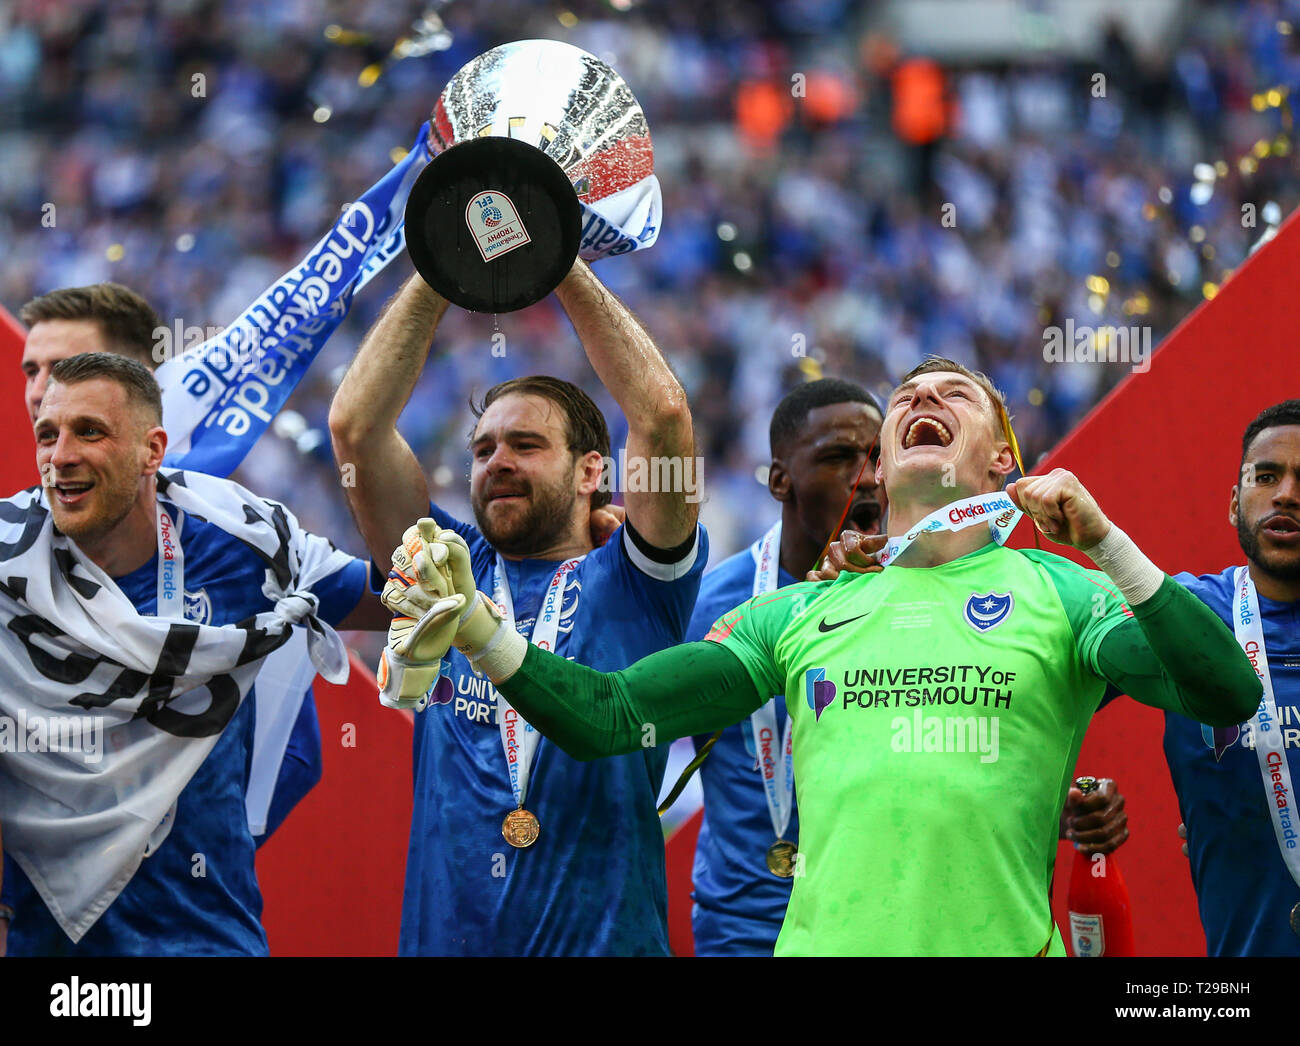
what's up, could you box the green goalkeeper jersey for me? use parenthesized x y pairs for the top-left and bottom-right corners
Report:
(492, 535), (1260, 956)
(704, 542), (1131, 956)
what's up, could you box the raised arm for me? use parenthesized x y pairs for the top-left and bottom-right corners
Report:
(329, 273), (449, 568)
(553, 259), (697, 549)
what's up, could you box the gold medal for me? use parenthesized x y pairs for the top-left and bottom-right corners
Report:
(1290, 902), (1300, 938)
(766, 839), (797, 878)
(502, 807), (540, 848)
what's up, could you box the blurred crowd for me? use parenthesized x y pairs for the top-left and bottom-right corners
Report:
(1, 0), (1298, 583)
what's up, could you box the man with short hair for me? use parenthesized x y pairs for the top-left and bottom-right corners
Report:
(19, 283), (161, 421)
(329, 260), (706, 956)
(1, 285), (328, 954)
(409, 355), (1260, 955)
(1164, 399), (1300, 956)
(18, 285), (321, 843)
(0, 352), (388, 955)
(686, 375), (1129, 955)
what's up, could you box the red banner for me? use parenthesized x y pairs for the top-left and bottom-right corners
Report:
(1026, 211), (1300, 955)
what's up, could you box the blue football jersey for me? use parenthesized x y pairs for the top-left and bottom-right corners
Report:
(685, 541), (799, 956)
(399, 505), (707, 955)
(5, 499), (366, 956)
(1165, 567), (1300, 956)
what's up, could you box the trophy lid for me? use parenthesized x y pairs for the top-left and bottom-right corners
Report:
(405, 136), (581, 313)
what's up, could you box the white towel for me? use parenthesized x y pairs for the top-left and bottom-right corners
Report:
(0, 469), (349, 941)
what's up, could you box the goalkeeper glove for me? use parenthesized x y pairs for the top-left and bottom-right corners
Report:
(377, 519), (465, 710)
(437, 528), (528, 681)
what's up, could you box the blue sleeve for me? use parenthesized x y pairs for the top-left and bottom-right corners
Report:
(254, 688), (323, 847)
(687, 594), (721, 645)
(1173, 569), (1234, 624)
(601, 523), (709, 642)
(312, 557), (369, 628)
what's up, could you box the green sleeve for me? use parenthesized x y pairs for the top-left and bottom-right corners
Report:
(1027, 549), (1260, 725)
(1021, 549), (1133, 670)
(1094, 575), (1261, 726)
(494, 641), (765, 761)
(702, 579), (834, 697)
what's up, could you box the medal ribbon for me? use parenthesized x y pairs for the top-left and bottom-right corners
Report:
(1233, 567), (1300, 889)
(493, 553), (585, 810)
(148, 504), (185, 857)
(878, 491), (1023, 568)
(748, 522), (795, 843)
(155, 505), (185, 620)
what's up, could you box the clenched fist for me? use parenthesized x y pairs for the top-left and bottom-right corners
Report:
(1007, 468), (1111, 550)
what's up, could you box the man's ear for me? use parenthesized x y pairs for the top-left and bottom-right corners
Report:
(990, 441), (1016, 481)
(142, 425), (168, 476)
(769, 458), (792, 503)
(576, 449), (606, 498)
(1228, 484), (1239, 528)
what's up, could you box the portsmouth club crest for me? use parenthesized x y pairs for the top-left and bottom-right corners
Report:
(183, 588), (212, 625)
(556, 574), (582, 634)
(964, 591), (1013, 633)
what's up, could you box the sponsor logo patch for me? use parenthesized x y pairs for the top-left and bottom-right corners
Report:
(466, 190), (531, 263)
(804, 667), (836, 721)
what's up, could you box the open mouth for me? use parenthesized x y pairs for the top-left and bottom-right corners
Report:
(902, 415), (953, 450)
(52, 480), (94, 506)
(1262, 514), (1300, 541)
(847, 500), (883, 535)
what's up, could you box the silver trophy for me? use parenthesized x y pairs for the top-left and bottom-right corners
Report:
(405, 39), (662, 312)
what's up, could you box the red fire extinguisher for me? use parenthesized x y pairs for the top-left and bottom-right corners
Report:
(1066, 776), (1136, 956)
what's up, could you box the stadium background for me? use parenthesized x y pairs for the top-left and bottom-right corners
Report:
(1, 0), (1298, 955)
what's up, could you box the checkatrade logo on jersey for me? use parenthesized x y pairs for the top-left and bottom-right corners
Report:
(805, 667), (836, 721)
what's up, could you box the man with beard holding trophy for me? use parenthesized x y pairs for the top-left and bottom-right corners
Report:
(329, 42), (706, 956)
